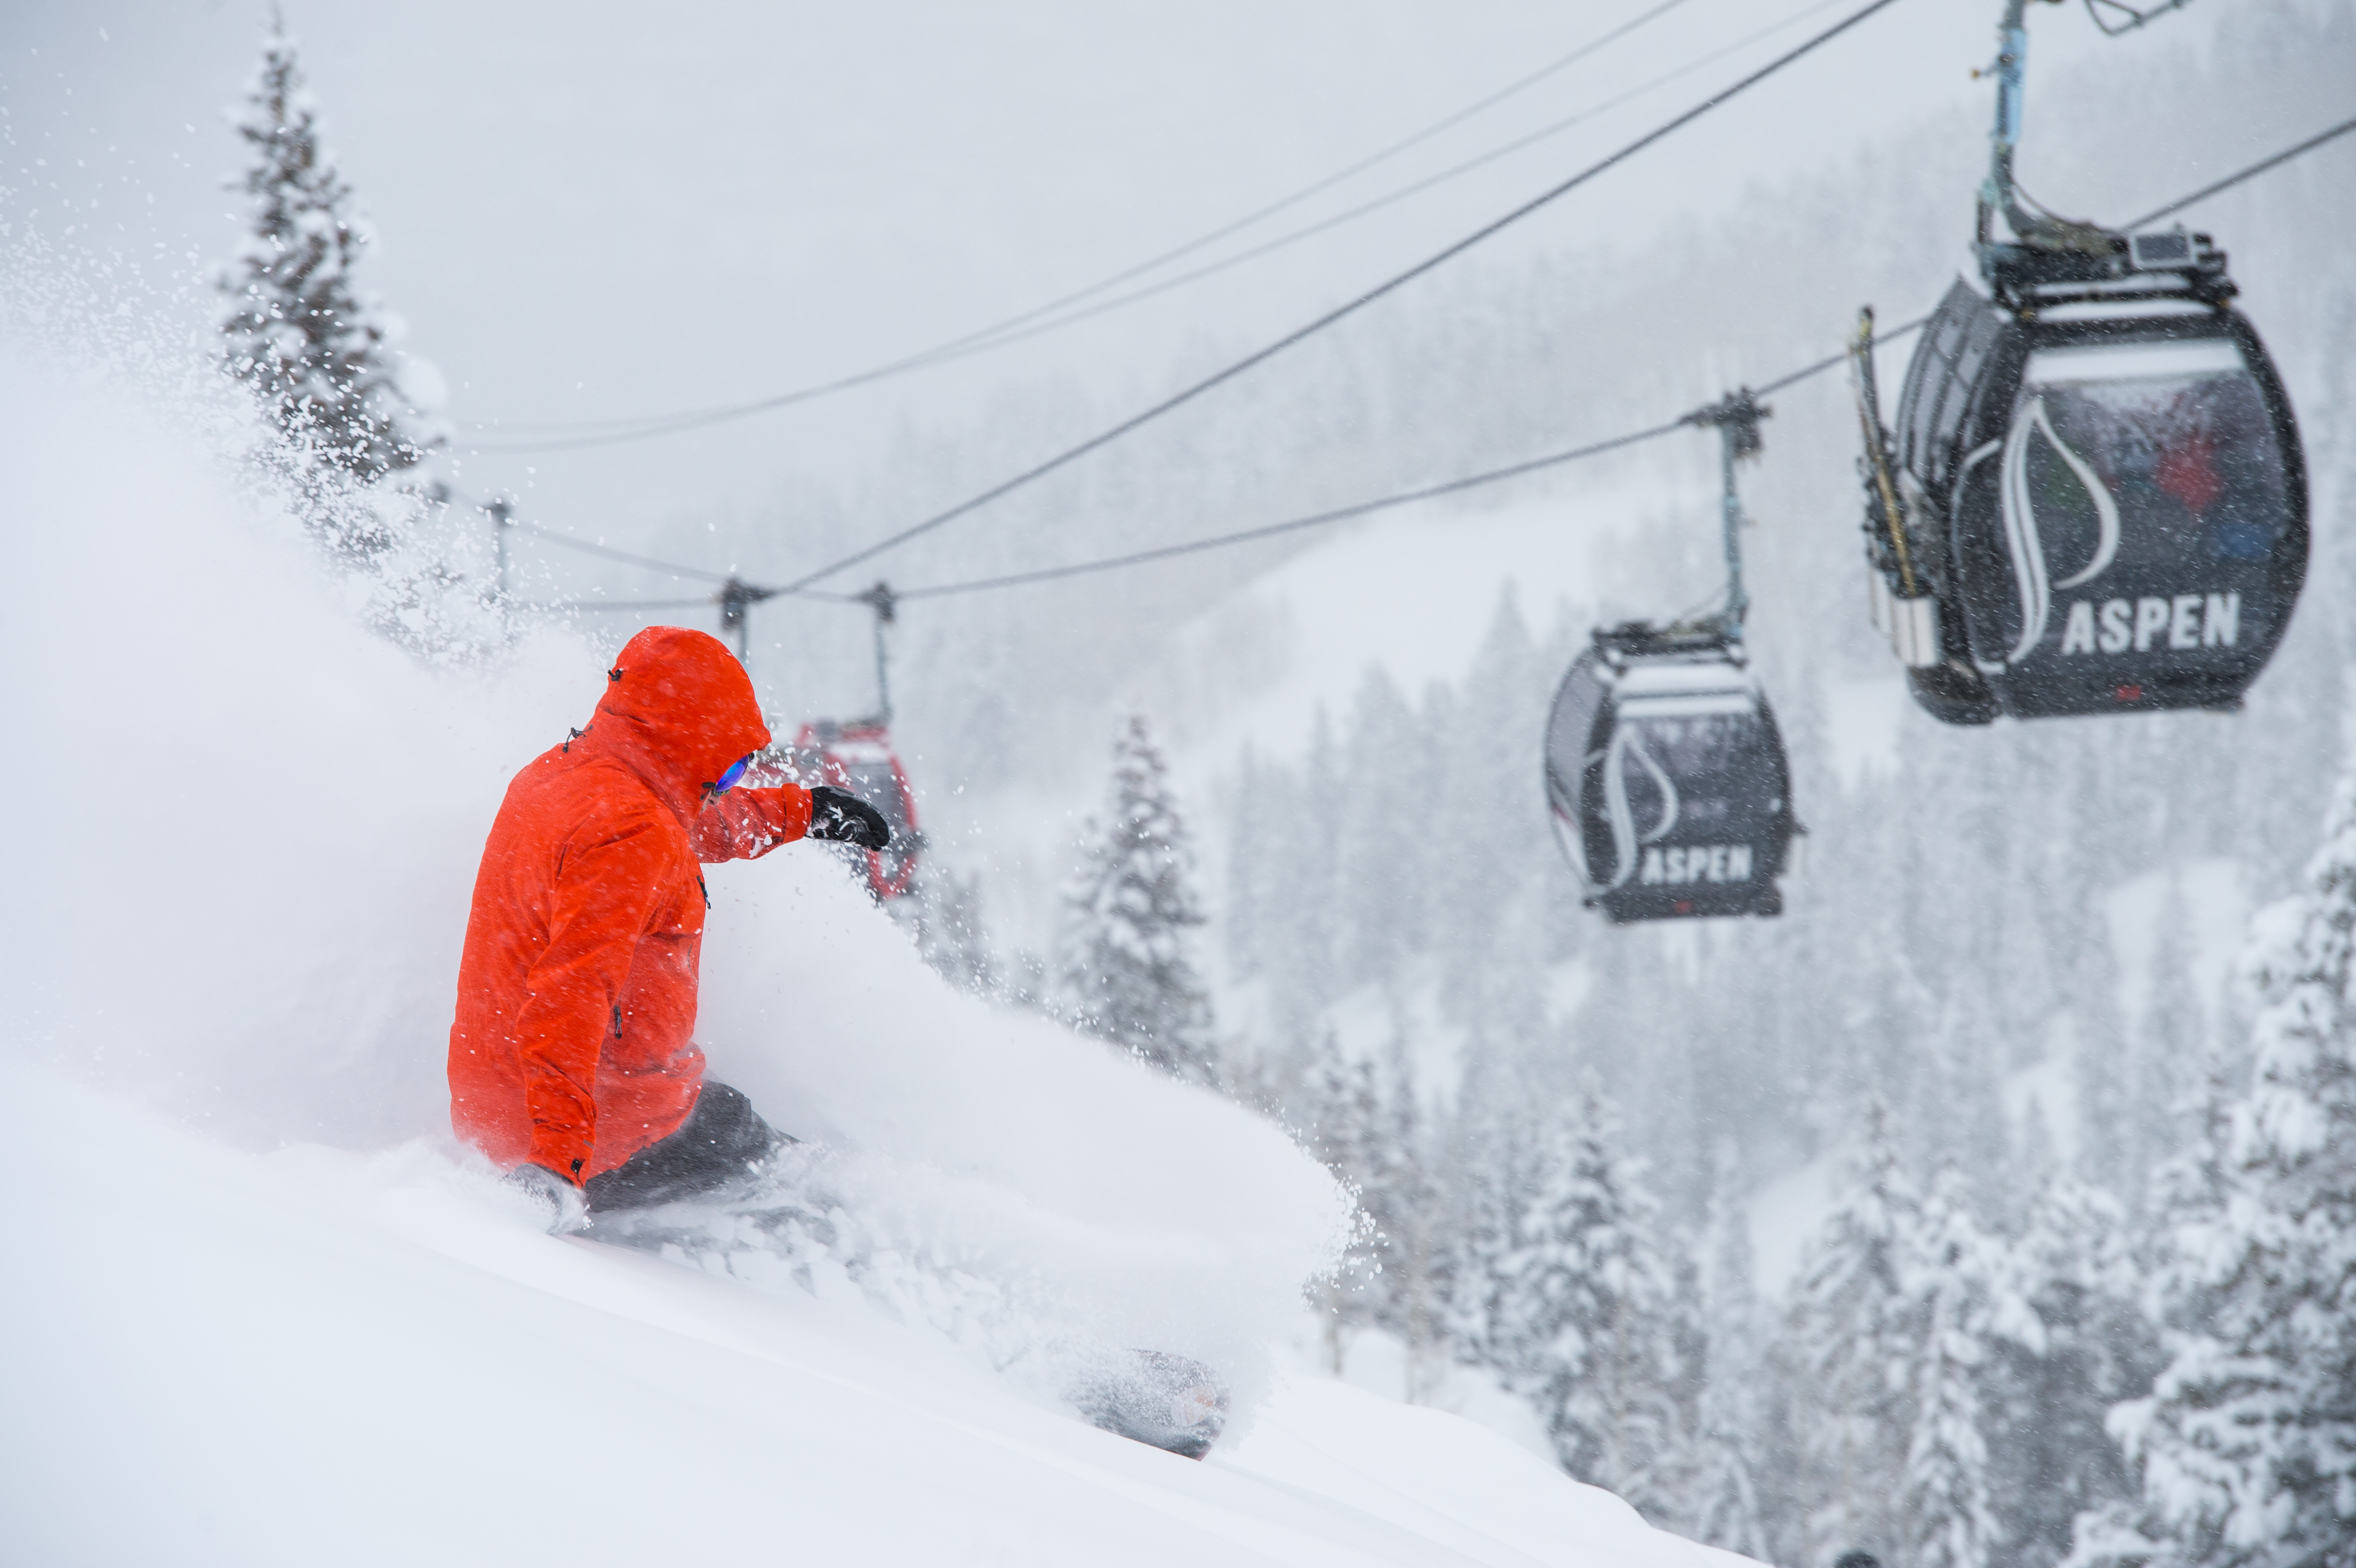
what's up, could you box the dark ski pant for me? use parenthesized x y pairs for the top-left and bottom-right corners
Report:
(583, 1081), (788, 1212)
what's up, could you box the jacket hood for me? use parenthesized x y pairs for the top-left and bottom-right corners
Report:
(589, 627), (770, 814)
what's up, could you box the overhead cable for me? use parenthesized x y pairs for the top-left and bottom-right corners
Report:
(771, 0), (1909, 595)
(882, 93), (2356, 602)
(897, 422), (1692, 600)
(447, 486), (813, 597)
(466, 0), (1862, 456)
(497, 112), (2349, 609)
(461, 0), (1699, 450)
(534, 598), (716, 612)
(853, 111), (2356, 599)
(785, 0), (1856, 387)
(504, 313), (1930, 609)
(2123, 111), (2356, 228)
(506, 518), (739, 584)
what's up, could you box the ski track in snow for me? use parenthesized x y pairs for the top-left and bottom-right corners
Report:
(0, 336), (1756, 1565)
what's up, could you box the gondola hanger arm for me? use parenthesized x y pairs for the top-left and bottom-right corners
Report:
(1677, 389), (1773, 637)
(1976, 0), (2118, 257)
(2082, 0), (2192, 37)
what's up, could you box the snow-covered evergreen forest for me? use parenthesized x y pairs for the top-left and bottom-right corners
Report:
(884, 12), (2356, 1564)
(6, 1), (2355, 1563)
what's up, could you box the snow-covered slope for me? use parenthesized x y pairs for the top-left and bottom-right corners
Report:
(0, 1060), (1747, 1568)
(1143, 467), (1716, 769)
(0, 335), (1755, 1565)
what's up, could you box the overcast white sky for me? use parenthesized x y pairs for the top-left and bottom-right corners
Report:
(4, 1), (2219, 563)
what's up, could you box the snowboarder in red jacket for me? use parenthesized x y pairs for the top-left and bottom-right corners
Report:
(447, 626), (889, 1229)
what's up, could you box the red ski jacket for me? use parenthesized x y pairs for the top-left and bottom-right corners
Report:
(447, 627), (812, 1183)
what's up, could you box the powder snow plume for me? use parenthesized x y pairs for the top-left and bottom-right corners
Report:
(0, 297), (1353, 1417)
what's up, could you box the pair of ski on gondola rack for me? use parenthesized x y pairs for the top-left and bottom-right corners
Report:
(1545, 0), (2310, 925)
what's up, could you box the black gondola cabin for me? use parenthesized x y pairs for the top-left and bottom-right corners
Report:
(1865, 232), (2307, 722)
(1543, 625), (1796, 922)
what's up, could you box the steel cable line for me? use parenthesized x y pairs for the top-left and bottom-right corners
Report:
(710, 0), (1857, 398)
(1736, 114), (2356, 397)
(494, 111), (2352, 610)
(768, 0), (1908, 597)
(462, 0), (1700, 449)
(474, 0), (1838, 457)
(882, 323), (1936, 601)
(2123, 111), (2356, 227)
(874, 112), (2356, 598)
(505, 517), (738, 583)
(893, 422), (1690, 600)
(537, 597), (715, 611)
(522, 326), (1922, 610)
(442, 483), (848, 604)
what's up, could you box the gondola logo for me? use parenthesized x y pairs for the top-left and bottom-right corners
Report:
(1638, 844), (1754, 886)
(1596, 725), (1676, 893)
(1594, 727), (1760, 892)
(2058, 592), (2240, 655)
(1964, 398), (2122, 670)
(1963, 401), (2244, 667)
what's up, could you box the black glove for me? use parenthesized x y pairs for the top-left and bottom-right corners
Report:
(808, 785), (892, 850)
(503, 1162), (590, 1234)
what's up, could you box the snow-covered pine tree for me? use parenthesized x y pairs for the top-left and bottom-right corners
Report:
(1498, 1078), (1692, 1505)
(1440, 1048), (1537, 1378)
(1299, 1027), (1383, 1375)
(1429, 594), (1550, 1048)
(1681, 1141), (1772, 1557)
(1985, 1175), (2153, 1568)
(220, 17), (442, 512)
(1223, 741), (1275, 989)
(1367, 1035), (1446, 1401)
(1336, 666), (1432, 995)
(1914, 980), (2012, 1203)
(2078, 767), (2356, 1568)
(2126, 879), (2206, 1213)
(1785, 1102), (1920, 1564)
(902, 865), (998, 998)
(2075, 926), (2138, 1200)
(1058, 713), (1219, 1084)
(1286, 1029), (1445, 1394)
(1899, 1164), (2021, 1568)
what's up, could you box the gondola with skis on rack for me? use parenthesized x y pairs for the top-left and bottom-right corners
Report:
(1851, 0), (2307, 723)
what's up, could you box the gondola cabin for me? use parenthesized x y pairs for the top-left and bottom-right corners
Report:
(1866, 231), (2307, 722)
(785, 719), (922, 899)
(1543, 625), (1796, 923)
